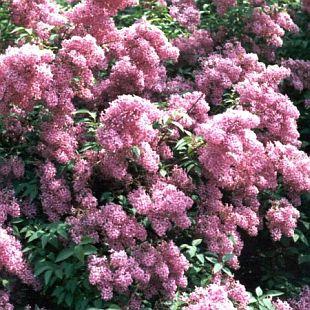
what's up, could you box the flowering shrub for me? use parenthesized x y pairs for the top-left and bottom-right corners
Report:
(0, 0), (310, 309)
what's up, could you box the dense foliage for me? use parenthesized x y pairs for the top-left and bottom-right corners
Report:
(0, 0), (309, 309)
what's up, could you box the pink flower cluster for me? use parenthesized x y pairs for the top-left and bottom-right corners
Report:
(302, 0), (310, 14)
(88, 241), (189, 300)
(0, 188), (20, 224)
(266, 199), (300, 241)
(184, 278), (249, 310)
(88, 251), (138, 301)
(33, 35), (105, 165)
(0, 44), (54, 115)
(1, 0), (310, 306)
(66, 0), (136, 45)
(8, 0), (67, 39)
(196, 183), (260, 268)
(39, 162), (72, 221)
(58, 34), (106, 100)
(236, 65), (300, 145)
(0, 227), (39, 288)
(249, 6), (298, 48)
(195, 109), (266, 190)
(72, 157), (97, 210)
(168, 91), (210, 127)
(173, 30), (214, 64)
(91, 0), (138, 16)
(168, 165), (195, 193)
(282, 59), (310, 91)
(267, 142), (310, 199)
(195, 54), (242, 104)
(0, 291), (13, 310)
(212, 0), (237, 15)
(195, 41), (288, 106)
(273, 286), (310, 310)
(0, 156), (24, 179)
(97, 95), (162, 179)
(129, 180), (193, 236)
(39, 116), (78, 164)
(273, 299), (294, 310)
(98, 20), (179, 98)
(68, 203), (147, 249)
(290, 286), (310, 310)
(169, 0), (200, 31)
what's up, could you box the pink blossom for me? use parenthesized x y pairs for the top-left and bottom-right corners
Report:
(0, 291), (14, 310)
(8, 0), (67, 39)
(302, 0), (310, 14)
(0, 227), (39, 288)
(129, 180), (193, 236)
(289, 286), (310, 310)
(173, 30), (214, 64)
(213, 0), (237, 15)
(0, 44), (54, 114)
(40, 162), (72, 221)
(68, 203), (147, 249)
(266, 199), (300, 241)
(0, 188), (20, 224)
(88, 241), (188, 300)
(169, 0), (200, 31)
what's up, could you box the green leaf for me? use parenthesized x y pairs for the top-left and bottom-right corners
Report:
(263, 290), (284, 297)
(159, 168), (167, 177)
(74, 245), (85, 262)
(187, 246), (197, 258)
(41, 235), (49, 249)
(10, 217), (24, 224)
(213, 263), (223, 273)
(174, 138), (188, 151)
(82, 245), (97, 256)
(55, 248), (74, 263)
(248, 297), (258, 304)
(222, 253), (234, 263)
(196, 254), (205, 264)
(192, 239), (202, 246)
(106, 304), (121, 310)
(205, 256), (218, 264)
(298, 254), (310, 264)
(222, 267), (233, 276)
(171, 120), (185, 132)
(74, 109), (97, 121)
(55, 268), (63, 279)
(228, 234), (236, 245)
(301, 221), (310, 230)
(295, 229), (309, 246)
(293, 233), (299, 242)
(262, 298), (274, 309)
(131, 146), (141, 158)
(34, 263), (53, 276)
(28, 230), (43, 242)
(256, 287), (263, 297)
(44, 270), (53, 286)
(65, 293), (74, 307)
(79, 236), (94, 245)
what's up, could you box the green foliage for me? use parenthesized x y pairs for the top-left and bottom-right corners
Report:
(279, 7), (310, 61)
(198, 0), (252, 36)
(179, 238), (235, 288)
(0, 2), (38, 52)
(11, 219), (106, 309)
(0, 0), (309, 309)
(74, 108), (100, 153)
(116, 0), (188, 38)
(247, 287), (284, 310)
